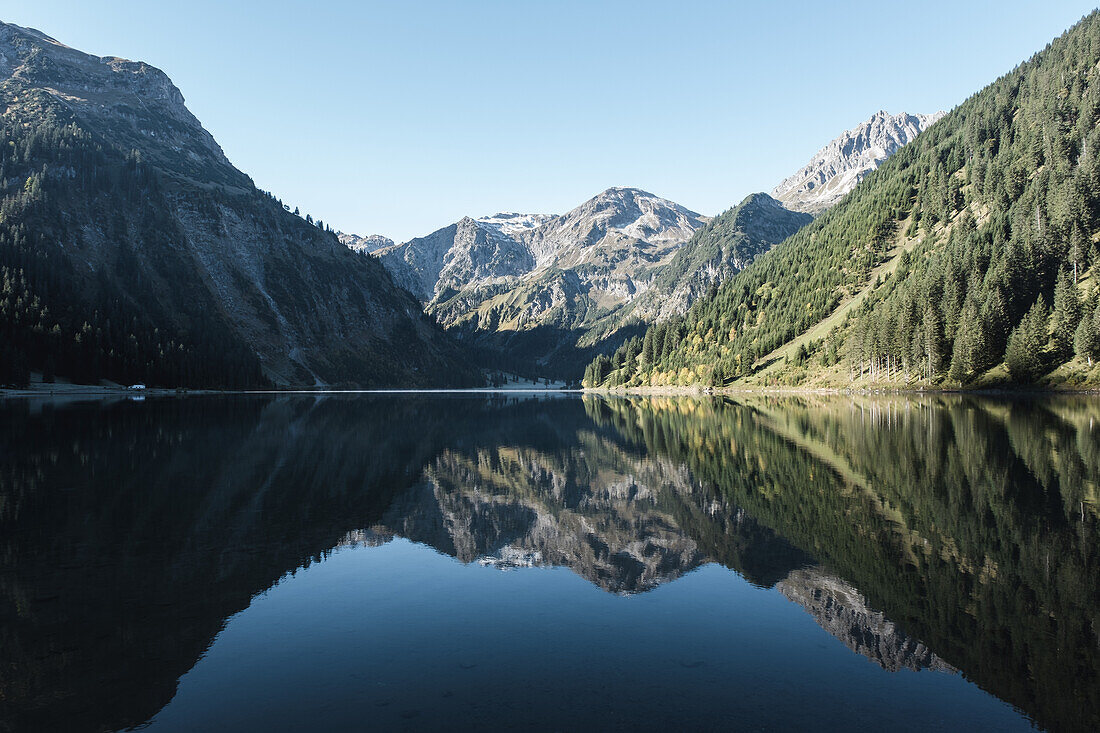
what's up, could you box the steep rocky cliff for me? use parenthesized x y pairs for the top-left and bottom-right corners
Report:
(375, 215), (540, 303)
(0, 21), (477, 387)
(772, 110), (944, 214)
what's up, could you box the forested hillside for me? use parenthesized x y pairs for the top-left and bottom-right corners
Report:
(613, 193), (812, 324)
(0, 115), (266, 387)
(587, 11), (1100, 389)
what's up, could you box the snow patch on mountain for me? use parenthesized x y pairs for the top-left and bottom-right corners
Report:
(337, 232), (394, 253)
(476, 212), (556, 238)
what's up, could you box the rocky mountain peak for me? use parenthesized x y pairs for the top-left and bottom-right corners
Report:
(570, 186), (703, 234)
(0, 21), (478, 387)
(772, 110), (945, 214)
(371, 213), (538, 302)
(0, 20), (238, 186)
(525, 186), (707, 266)
(337, 232), (394, 253)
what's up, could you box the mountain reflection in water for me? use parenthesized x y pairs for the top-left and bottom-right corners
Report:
(1, 392), (1097, 731)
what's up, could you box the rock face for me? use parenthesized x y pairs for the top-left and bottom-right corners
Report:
(375, 187), (705, 303)
(777, 567), (954, 672)
(337, 232), (394, 253)
(476, 212), (556, 239)
(0, 23), (234, 185)
(520, 187), (706, 268)
(772, 110), (945, 214)
(430, 188), (709, 330)
(0, 21), (478, 387)
(374, 215), (540, 303)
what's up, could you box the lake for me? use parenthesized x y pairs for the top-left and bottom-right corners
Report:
(1, 391), (1097, 731)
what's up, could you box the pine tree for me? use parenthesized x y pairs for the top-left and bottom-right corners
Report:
(948, 300), (986, 383)
(980, 288), (1011, 368)
(921, 305), (946, 380)
(1005, 297), (1050, 382)
(709, 362), (726, 387)
(1070, 224), (1085, 282)
(1075, 297), (1100, 366)
(1051, 269), (1082, 361)
(641, 330), (655, 367)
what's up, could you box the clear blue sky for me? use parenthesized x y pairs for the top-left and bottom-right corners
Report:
(6, 1), (1098, 241)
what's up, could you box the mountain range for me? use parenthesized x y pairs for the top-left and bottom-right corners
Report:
(6, 9), (1097, 391)
(344, 110), (939, 378)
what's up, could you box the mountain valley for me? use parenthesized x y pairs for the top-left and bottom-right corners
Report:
(2, 10), (1095, 393)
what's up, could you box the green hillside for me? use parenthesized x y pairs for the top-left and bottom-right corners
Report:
(587, 11), (1100, 390)
(647, 193), (812, 302)
(0, 114), (267, 388)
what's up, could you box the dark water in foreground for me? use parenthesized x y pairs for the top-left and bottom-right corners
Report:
(1, 393), (1098, 732)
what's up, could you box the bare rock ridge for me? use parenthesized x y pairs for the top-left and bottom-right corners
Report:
(0, 21), (477, 387)
(374, 214), (541, 303)
(477, 212), (556, 239)
(374, 187), (705, 305)
(772, 110), (946, 214)
(0, 23), (236, 186)
(521, 186), (706, 268)
(337, 232), (394, 253)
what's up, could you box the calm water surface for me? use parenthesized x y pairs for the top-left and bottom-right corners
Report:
(1, 392), (1098, 731)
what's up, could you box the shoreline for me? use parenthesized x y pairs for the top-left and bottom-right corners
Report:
(582, 384), (1100, 397)
(0, 383), (587, 399)
(3, 382), (1098, 399)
